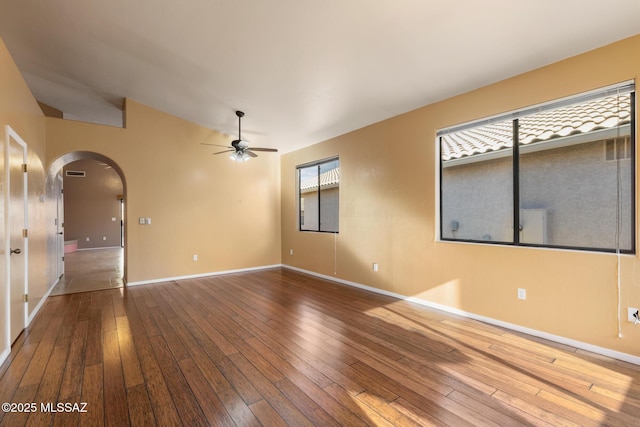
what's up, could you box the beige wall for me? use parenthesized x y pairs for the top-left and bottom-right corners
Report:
(46, 100), (281, 283)
(63, 159), (123, 249)
(0, 38), (47, 357)
(281, 34), (640, 357)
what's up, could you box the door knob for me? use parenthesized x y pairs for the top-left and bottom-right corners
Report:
(10, 248), (21, 255)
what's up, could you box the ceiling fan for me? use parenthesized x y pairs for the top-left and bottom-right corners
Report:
(202, 111), (278, 162)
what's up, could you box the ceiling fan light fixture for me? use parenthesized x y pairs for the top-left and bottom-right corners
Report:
(230, 151), (250, 162)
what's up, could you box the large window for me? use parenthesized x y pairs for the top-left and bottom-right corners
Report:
(298, 157), (339, 232)
(439, 82), (635, 253)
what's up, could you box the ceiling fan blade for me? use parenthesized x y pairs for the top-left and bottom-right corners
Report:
(245, 150), (258, 158)
(213, 149), (235, 155)
(202, 142), (233, 148)
(248, 147), (278, 152)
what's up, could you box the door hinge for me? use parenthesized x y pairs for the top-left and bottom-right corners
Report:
(22, 164), (27, 173)
(23, 294), (28, 303)
(23, 229), (28, 238)
(62, 256), (65, 262)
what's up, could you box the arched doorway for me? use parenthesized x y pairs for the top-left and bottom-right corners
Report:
(46, 151), (127, 294)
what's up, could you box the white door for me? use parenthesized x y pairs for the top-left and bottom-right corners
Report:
(7, 127), (28, 344)
(56, 175), (64, 278)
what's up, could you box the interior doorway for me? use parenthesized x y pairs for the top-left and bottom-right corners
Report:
(55, 174), (64, 279)
(6, 126), (28, 345)
(47, 152), (126, 295)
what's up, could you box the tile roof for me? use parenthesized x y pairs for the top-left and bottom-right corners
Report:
(300, 167), (340, 191)
(441, 94), (631, 161)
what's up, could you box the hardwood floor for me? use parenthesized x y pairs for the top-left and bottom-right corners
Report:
(1, 268), (639, 426)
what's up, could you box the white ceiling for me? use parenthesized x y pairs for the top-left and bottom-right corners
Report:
(1, 1), (639, 153)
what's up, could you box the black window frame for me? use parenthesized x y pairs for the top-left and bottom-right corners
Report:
(438, 83), (636, 254)
(297, 157), (339, 233)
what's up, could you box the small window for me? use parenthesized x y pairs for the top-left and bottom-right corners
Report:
(605, 137), (631, 161)
(298, 158), (339, 232)
(65, 170), (86, 177)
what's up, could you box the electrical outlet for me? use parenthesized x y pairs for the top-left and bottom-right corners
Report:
(193, 254), (198, 261)
(628, 307), (639, 323)
(517, 288), (526, 300)
(290, 249), (293, 255)
(373, 263), (379, 272)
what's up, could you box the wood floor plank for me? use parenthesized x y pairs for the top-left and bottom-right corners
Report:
(166, 316), (232, 393)
(0, 341), (38, 422)
(132, 333), (183, 427)
(0, 383), (38, 427)
(243, 336), (367, 426)
(58, 320), (88, 401)
(275, 377), (344, 427)
(84, 295), (103, 366)
(231, 315), (335, 389)
(102, 328), (129, 426)
(148, 336), (208, 426)
(350, 361), (476, 426)
(0, 267), (638, 426)
(446, 389), (534, 426)
(248, 399), (289, 427)
(493, 389), (596, 427)
(323, 383), (398, 427)
(18, 299), (67, 388)
(126, 383), (156, 427)
(130, 287), (160, 337)
(216, 387), (261, 426)
(228, 352), (313, 426)
(100, 292), (117, 334)
(54, 293), (83, 348)
(80, 363), (104, 427)
(115, 316), (144, 389)
(177, 357), (234, 426)
(24, 343), (69, 427)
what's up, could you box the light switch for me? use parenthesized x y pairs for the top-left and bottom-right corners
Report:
(139, 217), (145, 225)
(145, 218), (151, 225)
(112, 217), (117, 222)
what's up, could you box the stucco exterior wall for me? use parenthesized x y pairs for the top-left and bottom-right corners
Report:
(442, 139), (633, 250)
(300, 186), (339, 232)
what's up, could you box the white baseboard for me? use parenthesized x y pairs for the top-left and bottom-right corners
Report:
(28, 280), (56, 326)
(75, 246), (122, 251)
(127, 264), (283, 287)
(283, 264), (640, 366)
(0, 347), (10, 368)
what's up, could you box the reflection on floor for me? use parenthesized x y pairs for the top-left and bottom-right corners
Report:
(50, 247), (124, 296)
